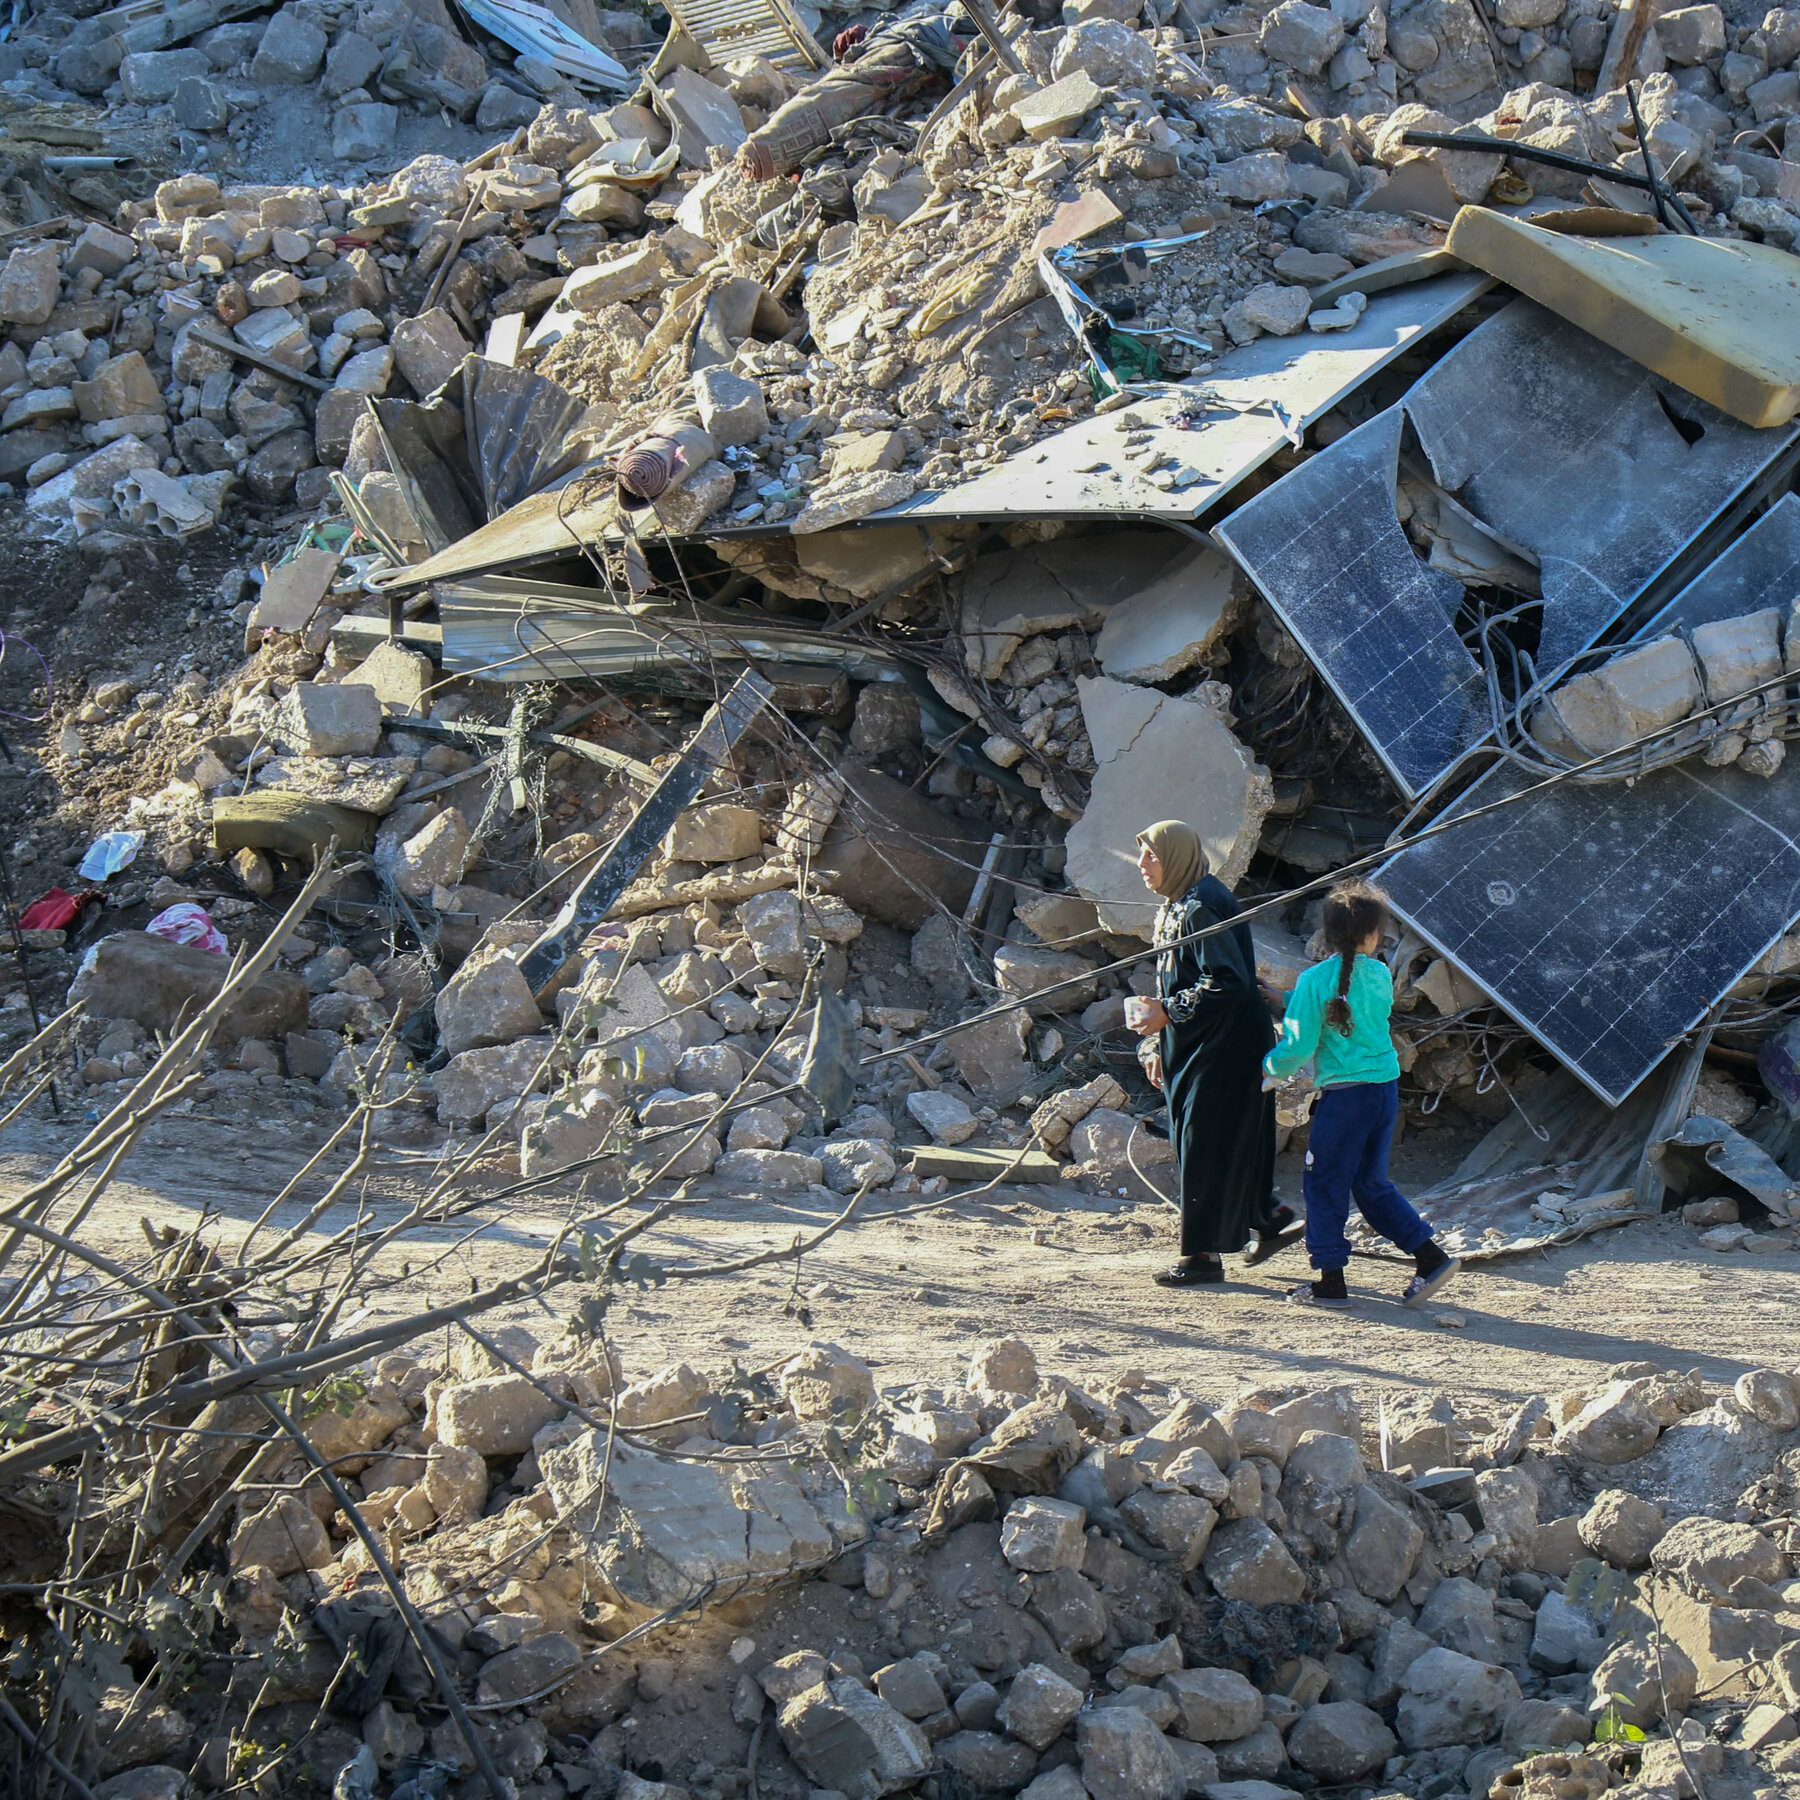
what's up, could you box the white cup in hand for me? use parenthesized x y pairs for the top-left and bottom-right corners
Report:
(1124, 997), (1158, 1033)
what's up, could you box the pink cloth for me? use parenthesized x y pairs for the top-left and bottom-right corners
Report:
(145, 903), (227, 955)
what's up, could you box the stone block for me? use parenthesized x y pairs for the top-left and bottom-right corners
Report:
(1066, 676), (1270, 937)
(67, 931), (307, 1046)
(251, 9), (327, 84)
(0, 244), (60, 326)
(390, 307), (469, 397)
(274, 681), (381, 757)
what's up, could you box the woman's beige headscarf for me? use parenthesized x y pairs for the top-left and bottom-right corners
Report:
(1137, 820), (1207, 899)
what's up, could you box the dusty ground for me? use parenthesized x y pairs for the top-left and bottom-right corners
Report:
(16, 1105), (1800, 1418)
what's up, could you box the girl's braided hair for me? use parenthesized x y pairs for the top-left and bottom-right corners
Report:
(1322, 880), (1389, 1036)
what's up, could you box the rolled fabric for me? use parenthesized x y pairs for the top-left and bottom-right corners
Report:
(615, 417), (718, 509)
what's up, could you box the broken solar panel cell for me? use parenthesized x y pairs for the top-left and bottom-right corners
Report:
(1381, 497), (1800, 1106)
(1215, 407), (1485, 797)
(1380, 757), (1800, 1105)
(1634, 491), (1800, 640)
(1217, 298), (1800, 799)
(1401, 300), (1799, 673)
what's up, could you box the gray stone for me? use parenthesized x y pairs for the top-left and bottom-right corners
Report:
(1367, 1619), (1434, 1710)
(736, 887), (805, 976)
(693, 365), (768, 448)
(173, 76), (230, 130)
(1417, 1576), (1501, 1663)
(0, 244), (60, 326)
(325, 28), (384, 94)
(1588, 1637), (1697, 1729)
(1651, 1515), (1787, 1601)
(1211, 152), (1298, 205)
(1501, 1700), (1591, 1754)
(940, 1733), (1041, 1791)
(1014, 69), (1105, 139)
(1002, 1496), (1088, 1572)
(1578, 1489), (1665, 1569)
(1053, 16), (1157, 84)
(435, 950), (544, 1057)
(1528, 1592), (1606, 1674)
(67, 931), (307, 1047)
(1554, 1379), (1663, 1464)
(1203, 1518), (1306, 1606)
(1213, 1723), (1288, 1781)
(999, 1662), (1086, 1750)
(438, 1372), (563, 1456)
(67, 223), (137, 277)
(1164, 1669), (1264, 1743)
(1067, 676), (1270, 937)
(246, 427), (317, 502)
(432, 1039), (550, 1125)
(120, 47), (209, 102)
(1079, 1705), (1182, 1800)
(274, 681), (382, 757)
(251, 9), (327, 84)
(1258, 0), (1344, 70)
(776, 1678), (931, 1799)
(1395, 1647), (1521, 1750)
(1096, 541), (1239, 685)
(94, 1771), (188, 1800)
(391, 307), (469, 396)
(230, 1493), (331, 1575)
(476, 1634), (582, 1708)
(818, 1137), (898, 1194)
(906, 1088), (977, 1145)
(334, 103), (401, 165)
(873, 1658), (947, 1722)
(1029, 1565), (1109, 1655)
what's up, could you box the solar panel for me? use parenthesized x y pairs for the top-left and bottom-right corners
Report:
(1215, 406), (1484, 798)
(1216, 300), (1800, 798)
(1634, 492), (1800, 640)
(1380, 497), (1800, 1105)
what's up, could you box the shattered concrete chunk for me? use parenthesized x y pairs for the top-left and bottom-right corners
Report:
(1066, 677), (1272, 937)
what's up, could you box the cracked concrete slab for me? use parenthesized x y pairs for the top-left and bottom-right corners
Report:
(960, 529), (1190, 678)
(1095, 538), (1243, 684)
(1065, 675), (1274, 937)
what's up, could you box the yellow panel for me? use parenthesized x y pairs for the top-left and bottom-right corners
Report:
(1445, 207), (1800, 429)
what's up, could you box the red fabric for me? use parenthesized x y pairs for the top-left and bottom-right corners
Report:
(20, 888), (81, 931)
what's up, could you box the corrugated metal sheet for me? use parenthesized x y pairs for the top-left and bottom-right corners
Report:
(438, 575), (897, 681)
(662, 0), (826, 70)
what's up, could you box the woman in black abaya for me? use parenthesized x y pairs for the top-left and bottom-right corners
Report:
(1126, 820), (1295, 1287)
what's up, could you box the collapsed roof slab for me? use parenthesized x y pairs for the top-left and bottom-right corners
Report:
(383, 273), (1493, 593)
(1217, 299), (1800, 799)
(881, 272), (1494, 526)
(1378, 496), (1800, 1108)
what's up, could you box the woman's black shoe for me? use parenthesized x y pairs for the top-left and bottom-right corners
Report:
(1153, 1257), (1225, 1287)
(1242, 1205), (1305, 1265)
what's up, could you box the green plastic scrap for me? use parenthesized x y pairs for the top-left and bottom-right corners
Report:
(1090, 330), (1163, 397)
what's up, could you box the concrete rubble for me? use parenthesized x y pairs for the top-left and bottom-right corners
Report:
(0, 0), (1796, 1169)
(67, 1322), (1800, 1800)
(9, 0), (1800, 1789)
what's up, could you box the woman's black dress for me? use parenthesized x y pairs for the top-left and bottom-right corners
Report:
(1150, 874), (1278, 1257)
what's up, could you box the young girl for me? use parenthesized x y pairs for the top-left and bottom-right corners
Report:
(1263, 880), (1460, 1308)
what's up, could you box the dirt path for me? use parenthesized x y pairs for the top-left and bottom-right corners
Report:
(15, 1108), (1799, 1418)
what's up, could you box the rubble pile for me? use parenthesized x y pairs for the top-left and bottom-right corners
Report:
(67, 1327), (1800, 1800)
(0, 0), (1792, 538)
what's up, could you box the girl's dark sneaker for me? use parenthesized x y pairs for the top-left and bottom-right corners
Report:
(1402, 1256), (1462, 1307)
